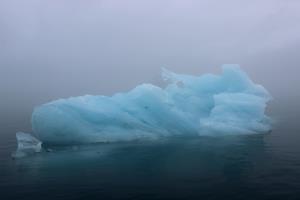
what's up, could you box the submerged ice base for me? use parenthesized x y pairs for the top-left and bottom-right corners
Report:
(31, 65), (272, 145)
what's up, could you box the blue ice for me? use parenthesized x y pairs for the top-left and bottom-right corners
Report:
(29, 65), (272, 145)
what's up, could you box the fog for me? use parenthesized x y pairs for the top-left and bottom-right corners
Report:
(1, 0), (300, 132)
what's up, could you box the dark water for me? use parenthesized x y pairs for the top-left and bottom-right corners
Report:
(1, 103), (300, 200)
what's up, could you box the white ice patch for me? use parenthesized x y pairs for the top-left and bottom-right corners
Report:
(12, 132), (42, 158)
(30, 65), (272, 144)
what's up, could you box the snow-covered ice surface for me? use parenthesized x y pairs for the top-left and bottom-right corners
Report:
(30, 65), (272, 145)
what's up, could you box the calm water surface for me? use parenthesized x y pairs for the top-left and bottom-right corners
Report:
(1, 102), (300, 200)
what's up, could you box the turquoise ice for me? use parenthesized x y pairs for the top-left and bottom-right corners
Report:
(31, 65), (272, 145)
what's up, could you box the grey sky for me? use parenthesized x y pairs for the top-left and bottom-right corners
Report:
(1, 0), (300, 131)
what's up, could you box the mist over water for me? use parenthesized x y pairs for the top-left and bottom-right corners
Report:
(1, 0), (300, 199)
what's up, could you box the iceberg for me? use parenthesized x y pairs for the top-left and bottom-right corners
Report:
(30, 65), (272, 145)
(12, 132), (42, 158)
